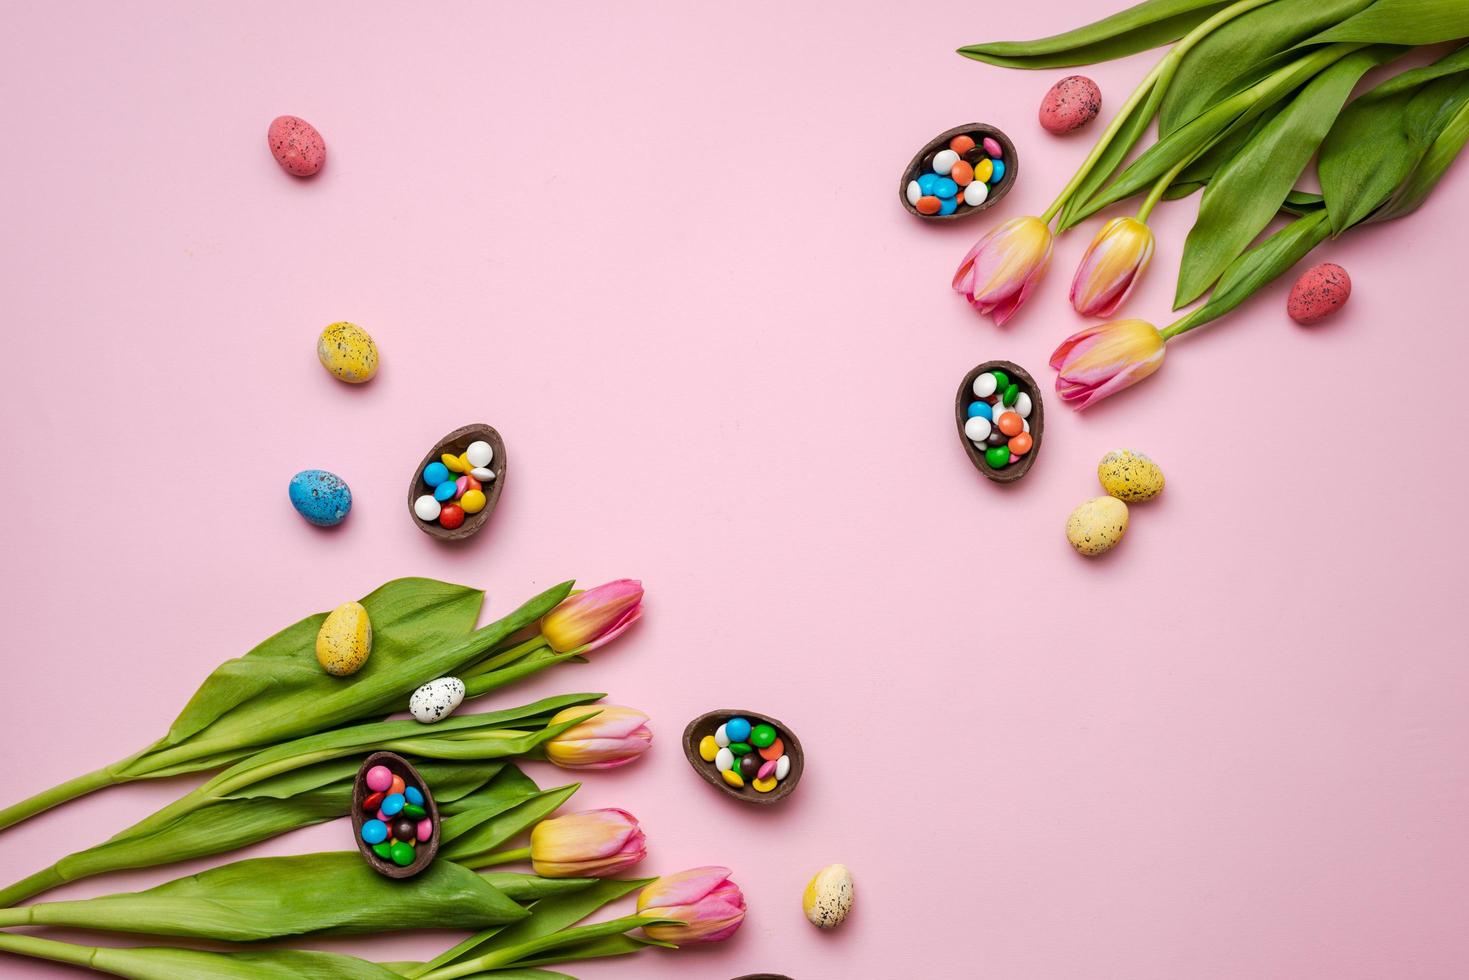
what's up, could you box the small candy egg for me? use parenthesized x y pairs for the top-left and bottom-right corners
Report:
(376, 807), (389, 822)
(405, 786), (424, 806)
(725, 717), (752, 742)
(1039, 75), (1102, 134)
(363, 791), (384, 813)
(916, 173), (940, 195)
(390, 840), (415, 866)
(963, 181), (989, 207)
(365, 766), (393, 793)
(315, 601), (372, 676)
(1066, 496), (1130, 556)
(775, 754), (791, 780)
(460, 489), (487, 514)
(454, 475), (468, 498)
(932, 177), (958, 198)
(438, 504), (465, 530)
(986, 428), (1008, 448)
(997, 412), (1023, 437)
(967, 401), (993, 420)
(1287, 262), (1351, 324)
(416, 819), (433, 842)
(964, 416), (992, 443)
(949, 134), (976, 155)
(1097, 449), (1164, 502)
(1002, 383), (1019, 406)
(983, 136), (1003, 158)
(457, 452), (472, 473)
(288, 470), (352, 527)
(916, 195), (941, 215)
(433, 481), (457, 503)
(361, 819), (388, 845)
(381, 793), (405, 817)
(1014, 392), (1033, 418)
(972, 372), (998, 398)
(938, 197), (958, 216)
(951, 160), (974, 186)
(372, 841), (392, 859)
(985, 445), (1011, 469)
(753, 776), (778, 793)
(442, 453), (468, 474)
(738, 753), (761, 780)
(267, 115), (326, 177)
(991, 370), (1009, 390)
(758, 759), (777, 780)
(729, 742), (753, 756)
(464, 475), (482, 493)
(392, 817), (417, 842)
(699, 735), (719, 762)
(906, 179), (922, 205)
(1009, 453), (1019, 464)
(931, 148), (960, 175)
(316, 321), (378, 384)
(413, 495), (441, 522)
(714, 723), (730, 747)
(750, 723), (777, 747)
(973, 157), (994, 183)
(409, 676), (466, 723)
(989, 159), (1006, 183)
(389, 774), (405, 795)
(715, 747), (734, 772)
(470, 466), (496, 482)
(1009, 432), (1033, 455)
(759, 737), (785, 762)
(423, 461), (450, 486)
(721, 768), (745, 789)
(803, 864), (855, 929)
(403, 803), (426, 818)
(1022, 418), (1030, 433)
(466, 440), (494, 467)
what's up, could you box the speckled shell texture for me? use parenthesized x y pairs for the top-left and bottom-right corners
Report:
(1066, 496), (1129, 557)
(268, 114), (326, 176)
(1039, 75), (1102, 135)
(1287, 263), (1351, 324)
(802, 864), (854, 929)
(409, 677), (466, 723)
(1097, 449), (1165, 503)
(317, 321), (379, 383)
(288, 469), (352, 526)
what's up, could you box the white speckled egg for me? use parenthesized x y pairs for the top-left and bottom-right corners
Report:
(802, 864), (854, 929)
(410, 676), (465, 724)
(1066, 496), (1130, 557)
(1097, 449), (1164, 502)
(316, 601), (372, 676)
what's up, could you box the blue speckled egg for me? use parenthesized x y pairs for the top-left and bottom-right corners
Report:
(289, 470), (352, 526)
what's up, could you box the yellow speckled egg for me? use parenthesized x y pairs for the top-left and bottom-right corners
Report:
(803, 864), (854, 929)
(316, 601), (373, 676)
(1097, 449), (1164, 502)
(1066, 496), (1129, 557)
(317, 321), (378, 384)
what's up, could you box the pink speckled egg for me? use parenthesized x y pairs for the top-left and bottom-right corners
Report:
(1039, 76), (1102, 135)
(267, 115), (326, 177)
(1287, 263), (1351, 324)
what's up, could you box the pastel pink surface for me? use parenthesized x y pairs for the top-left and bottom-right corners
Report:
(2, 4), (1468, 980)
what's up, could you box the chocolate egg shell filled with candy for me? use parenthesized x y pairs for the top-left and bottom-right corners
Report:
(352, 751), (439, 878)
(683, 709), (804, 806)
(955, 360), (1044, 485)
(899, 123), (1018, 221)
(408, 423), (506, 541)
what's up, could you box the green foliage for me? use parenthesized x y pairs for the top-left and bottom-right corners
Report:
(958, 0), (1230, 68)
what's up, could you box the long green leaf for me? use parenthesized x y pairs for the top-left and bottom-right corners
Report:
(481, 873), (600, 902)
(444, 786), (581, 865)
(1057, 67), (1175, 229)
(1371, 96), (1469, 221)
(1309, 0), (1469, 44)
(1174, 46), (1392, 305)
(960, 0), (1231, 68)
(0, 931), (401, 980)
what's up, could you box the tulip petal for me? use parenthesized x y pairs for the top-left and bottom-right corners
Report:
(637, 866), (732, 909)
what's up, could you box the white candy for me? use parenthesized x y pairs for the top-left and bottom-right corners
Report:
(1014, 392), (1032, 418)
(775, 754), (790, 780)
(409, 676), (465, 724)
(964, 180), (989, 207)
(932, 149), (960, 175)
(906, 180), (922, 206)
(470, 466), (496, 481)
(714, 723), (730, 747)
(466, 440), (494, 467)
(1022, 418), (1030, 433)
(972, 372), (997, 398)
(413, 495), (442, 521)
(964, 417), (991, 442)
(715, 747), (734, 772)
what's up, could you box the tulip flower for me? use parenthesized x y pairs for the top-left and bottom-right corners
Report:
(540, 579), (643, 653)
(1050, 318), (1166, 410)
(952, 215), (1054, 325)
(543, 704), (652, 770)
(529, 808), (647, 878)
(637, 866), (746, 944)
(1070, 217), (1154, 317)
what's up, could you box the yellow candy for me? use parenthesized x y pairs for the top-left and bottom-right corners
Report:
(460, 489), (487, 514)
(458, 452), (472, 473)
(974, 157), (994, 183)
(699, 735), (719, 762)
(752, 776), (777, 793)
(721, 769), (745, 788)
(442, 453), (468, 474)
(315, 601), (373, 676)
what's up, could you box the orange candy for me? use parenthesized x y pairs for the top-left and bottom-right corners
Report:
(915, 196), (942, 215)
(1009, 432), (1033, 455)
(389, 775), (406, 796)
(949, 134), (976, 155)
(758, 737), (785, 762)
(997, 412), (1023, 437)
(951, 160), (974, 186)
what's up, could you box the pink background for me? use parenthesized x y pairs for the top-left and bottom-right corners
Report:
(3, 3), (1468, 978)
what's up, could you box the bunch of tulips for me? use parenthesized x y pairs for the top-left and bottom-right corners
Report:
(0, 577), (747, 978)
(953, 0), (1469, 408)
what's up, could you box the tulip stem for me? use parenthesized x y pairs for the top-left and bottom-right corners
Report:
(1135, 156), (1193, 222)
(462, 635), (548, 678)
(460, 846), (531, 870)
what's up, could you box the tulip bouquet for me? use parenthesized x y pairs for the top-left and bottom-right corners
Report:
(957, 0), (1469, 407)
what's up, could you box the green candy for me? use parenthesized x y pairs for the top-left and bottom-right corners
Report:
(991, 370), (1009, 390)
(729, 742), (753, 756)
(750, 724), (776, 748)
(402, 803), (426, 819)
(371, 842), (392, 860)
(985, 445), (1011, 469)
(1002, 383), (1019, 406)
(390, 841), (416, 867)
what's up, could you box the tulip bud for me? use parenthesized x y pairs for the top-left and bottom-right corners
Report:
(1049, 318), (1166, 409)
(540, 579), (643, 654)
(1069, 216), (1154, 317)
(952, 215), (1055, 325)
(543, 705), (652, 770)
(530, 808), (647, 878)
(637, 866), (746, 944)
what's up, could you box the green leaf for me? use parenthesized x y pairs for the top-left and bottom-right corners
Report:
(502, 934), (667, 969)
(481, 873), (600, 903)
(0, 932), (402, 980)
(1057, 67), (1175, 229)
(960, 0), (1231, 68)
(1174, 46), (1392, 306)
(1309, 0), (1469, 44)
(443, 785), (581, 864)
(1371, 96), (1469, 221)
(1160, 0), (1374, 133)
(1280, 189), (1326, 214)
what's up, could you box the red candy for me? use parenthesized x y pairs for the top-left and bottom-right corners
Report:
(363, 791), (385, 813)
(438, 504), (465, 530)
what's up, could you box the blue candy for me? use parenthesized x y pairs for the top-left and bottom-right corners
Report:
(725, 717), (752, 742)
(916, 173), (940, 195)
(933, 177), (958, 198)
(989, 159), (1005, 184)
(288, 470), (352, 527)
(433, 481), (457, 502)
(938, 197), (958, 215)
(967, 401), (993, 420)
(361, 819), (388, 845)
(423, 461), (450, 486)
(381, 793), (405, 817)
(404, 786), (424, 806)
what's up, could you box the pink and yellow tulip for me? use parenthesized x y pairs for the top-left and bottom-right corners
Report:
(637, 866), (746, 944)
(1069, 217), (1154, 317)
(1050, 318), (1165, 410)
(952, 215), (1054, 325)
(529, 808), (647, 878)
(543, 704), (652, 770)
(540, 579), (643, 654)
